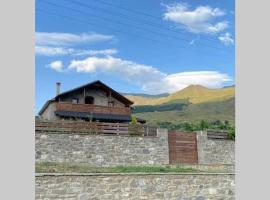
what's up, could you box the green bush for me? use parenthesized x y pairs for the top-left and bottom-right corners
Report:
(228, 127), (235, 140)
(130, 116), (138, 124)
(157, 120), (236, 140)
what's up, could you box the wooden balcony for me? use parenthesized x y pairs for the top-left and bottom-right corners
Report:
(55, 102), (131, 116)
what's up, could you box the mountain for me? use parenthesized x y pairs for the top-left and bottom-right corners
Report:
(223, 85), (235, 88)
(125, 85), (235, 105)
(125, 85), (235, 127)
(122, 92), (169, 98)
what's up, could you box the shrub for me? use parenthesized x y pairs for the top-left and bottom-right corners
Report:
(228, 127), (235, 140)
(130, 116), (138, 124)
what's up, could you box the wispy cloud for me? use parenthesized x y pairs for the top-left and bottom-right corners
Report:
(49, 56), (231, 93)
(36, 32), (114, 46)
(163, 3), (228, 34)
(162, 71), (231, 93)
(74, 49), (118, 56)
(218, 32), (234, 46)
(47, 61), (64, 72)
(35, 46), (118, 57)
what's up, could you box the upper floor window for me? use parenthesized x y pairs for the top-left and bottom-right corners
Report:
(72, 98), (79, 104)
(85, 96), (94, 104)
(108, 101), (114, 107)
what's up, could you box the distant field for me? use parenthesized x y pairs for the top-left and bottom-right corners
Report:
(133, 98), (235, 126)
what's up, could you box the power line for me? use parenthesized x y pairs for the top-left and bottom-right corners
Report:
(92, 0), (162, 20)
(36, 9), (200, 61)
(90, 0), (233, 42)
(36, 8), (162, 44)
(58, 0), (229, 51)
(41, 0), (189, 42)
(36, 7), (233, 62)
(39, 0), (231, 55)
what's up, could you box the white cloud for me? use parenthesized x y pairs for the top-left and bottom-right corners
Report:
(163, 3), (228, 34)
(163, 71), (231, 93)
(36, 32), (114, 46)
(36, 46), (75, 56)
(47, 61), (64, 72)
(218, 32), (234, 46)
(67, 56), (165, 87)
(35, 46), (118, 57)
(50, 56), (232, 93)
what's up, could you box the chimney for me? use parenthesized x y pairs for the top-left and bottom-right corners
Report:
(56, 82), (61, 95)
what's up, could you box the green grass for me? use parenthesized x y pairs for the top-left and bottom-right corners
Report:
(36, 162), (199, 173)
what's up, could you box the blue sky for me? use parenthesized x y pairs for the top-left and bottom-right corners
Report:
(35, 0), (235, 113)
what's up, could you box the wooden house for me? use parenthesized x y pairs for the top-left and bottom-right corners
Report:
(39, 80), (134, 122)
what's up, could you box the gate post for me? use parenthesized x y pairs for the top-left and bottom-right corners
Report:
(157, 128), (169, 164)
(196, 130), (208, 165)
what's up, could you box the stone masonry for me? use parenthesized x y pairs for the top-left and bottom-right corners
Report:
(197, 131), (235, 165)
(35, 129), (169, 166)
(35, 173), (235, 200)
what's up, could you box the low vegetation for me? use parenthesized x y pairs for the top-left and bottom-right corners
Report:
(132, 99), (190, 113)
(157, 120), (235, 140)
(133, 98), (235, 127)
(228, 127), (235, 140)
(157, 120), (233, 131)
(36, 162), (199, 173)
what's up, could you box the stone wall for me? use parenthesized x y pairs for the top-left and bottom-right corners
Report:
(197, 131), (235, 165)
(35, 173), (235, 200)
(35, 129), (169, 166)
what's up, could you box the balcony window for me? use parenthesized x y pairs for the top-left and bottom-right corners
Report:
(72, 98), (79, 104)
(85, 96), (94, 104)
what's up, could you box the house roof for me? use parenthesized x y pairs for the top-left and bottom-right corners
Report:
(38, 80), (133, 115)
(55, 80), (133, 105)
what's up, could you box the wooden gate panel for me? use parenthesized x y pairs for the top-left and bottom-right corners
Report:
(168, 131), (198, 164)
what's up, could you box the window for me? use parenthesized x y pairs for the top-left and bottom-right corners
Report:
(72, 98), (79, 104)
(108, 100), (114, 107)
(85, 96), (94, 104)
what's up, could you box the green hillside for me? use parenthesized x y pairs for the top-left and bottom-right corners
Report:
(126, 85), (235, 129)
(133, 98), (235, 126)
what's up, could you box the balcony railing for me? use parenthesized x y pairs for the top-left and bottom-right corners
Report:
(55, 102), (131, 116)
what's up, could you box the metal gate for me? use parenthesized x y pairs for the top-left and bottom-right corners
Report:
(168, 131), (198, 164)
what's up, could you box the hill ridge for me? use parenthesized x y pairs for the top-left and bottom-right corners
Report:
(125, 85), (235, 105)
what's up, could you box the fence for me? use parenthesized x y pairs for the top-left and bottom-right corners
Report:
(206, 129), (230, 139)
(35, 120), (157, 136)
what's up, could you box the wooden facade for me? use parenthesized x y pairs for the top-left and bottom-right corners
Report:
(39, 80), (134, 122)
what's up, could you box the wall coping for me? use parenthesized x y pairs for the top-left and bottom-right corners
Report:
(35, 131), (159, 138)
(36, 172), (235, 177)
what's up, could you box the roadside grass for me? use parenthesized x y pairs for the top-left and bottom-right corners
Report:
(36, 162), (200, 173)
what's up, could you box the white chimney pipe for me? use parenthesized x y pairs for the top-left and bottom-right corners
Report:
(56, 82), (61, 95)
